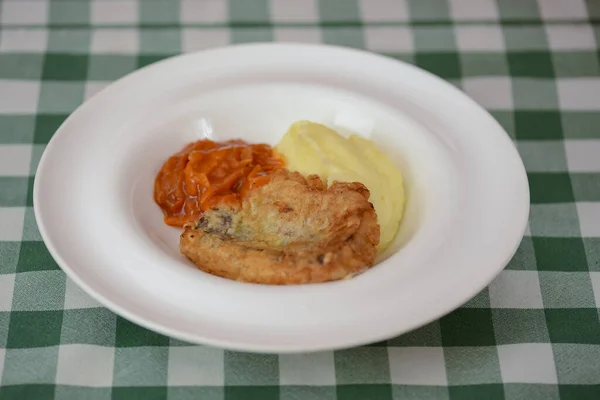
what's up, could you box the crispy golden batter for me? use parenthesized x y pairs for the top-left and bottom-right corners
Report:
(180, 170), (380, 284)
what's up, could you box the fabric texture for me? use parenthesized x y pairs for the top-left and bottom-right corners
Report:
(1, 0), (599, 398)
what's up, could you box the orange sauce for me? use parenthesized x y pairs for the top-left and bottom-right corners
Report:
(154, 139), (285, 227)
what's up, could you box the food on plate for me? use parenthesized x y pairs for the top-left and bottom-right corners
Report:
(154, 139), (284, 227)
(276, 121), (405, 252)
(180, 170), (379, 284)
(154, 121), (405, 284)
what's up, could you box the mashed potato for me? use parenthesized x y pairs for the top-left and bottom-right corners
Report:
(276, 121), (405, 253)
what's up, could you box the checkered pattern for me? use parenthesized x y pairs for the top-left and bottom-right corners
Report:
(1, 0), (599, 398)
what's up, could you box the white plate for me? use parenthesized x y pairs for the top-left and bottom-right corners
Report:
(34, 43), (529, 353)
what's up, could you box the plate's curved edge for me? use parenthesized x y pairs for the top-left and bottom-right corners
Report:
(33, 43), (531, 353)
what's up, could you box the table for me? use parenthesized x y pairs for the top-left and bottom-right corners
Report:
(1, 0), (599, 399)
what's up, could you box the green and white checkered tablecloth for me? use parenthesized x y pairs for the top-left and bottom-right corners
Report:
(1, 0), (600, 398)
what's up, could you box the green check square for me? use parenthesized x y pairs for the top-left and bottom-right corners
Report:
(529, 203), (580, 237)
(334, 348), (390, 384)
(0, 241), (20, 275)
(0, 115), (36, 144)
(319, 0), (360, 22)
(48, 30), (91, 54)
(460, 53), (509, 76)
(545, 309), (600, 344)
(137, 54), (174, 69)
(17, 241), (60, 273)
(113, 348), (169, 386)
(440, 308), (496, 346)
(229, 0), (270, 23)
(514, 111), (562, 140)
(55, 387), (112, 400)
(34, 114), (69, 144)
(503, 27), (547, 51)
(552, 52), (600, 78)
(38, 82), (85, 114)
(559, 385), (600, 400)
(571, 174), (600, 202)
(0, 177), (28, 206)
(281, 386), (336, 400)
(407, 0), (450, 21)
(42, 54), (89, 81)
(88, 55), (137, 81)
(112, 387), (168, 400)
(490, 111), (515, 139)
(507, 52), (555, 78)
(115, 316), (169, 347)
(512, 79), (558, 109)
(392, 386), (449, 400)
(231, 28), (273, 43)
(140, 29), (181, 54)
(61, 308), (117, 346)
(584, 238), (600, 272)
(167, 387), (224, 400)
(139, 0), (180, 24)
(224, 352), (279, 385)
(12, 270), (66, 311)
(449, 385), (504, 400)
(504, 384), (560, 400)
(0, 385), (56, 399)
(337, 384), (393, 400)
(528, 173), (575, 204)
(415, 53), (462, 79)
(538, 271), (597, 308)
(49, 0), (90, 24)
(444, 347), (502, 385)
(7, 310), (63, 348)
(533, 237), (588, 271)
(387, 320), (442, 346)
(224, 386), (279, 400)
(322, 27), (364, 48)
(497, 0), (541, 20)
(505, 236), (537, 271)
(23, 206), (44, 240)
(0, 312), (9, 347)
(561, 112), (600, 139)
(413, 27), (457, 51)
(0, 54), (44, 79)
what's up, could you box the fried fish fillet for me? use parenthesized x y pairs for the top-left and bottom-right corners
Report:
(180, 170), (380, 284)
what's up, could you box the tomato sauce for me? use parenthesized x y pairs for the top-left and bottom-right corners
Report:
(154, 139), (285, 227)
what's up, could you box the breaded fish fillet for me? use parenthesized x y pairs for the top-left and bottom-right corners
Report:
(180, 170), (380, 284)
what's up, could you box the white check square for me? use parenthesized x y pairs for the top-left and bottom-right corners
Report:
(92, 29), (139, 54)
(462, 77), (512, 109)
(359, 0), (408, 22)
(489, 270), (544, 309)
(168, 346), (224, 386)
(1, 1), (48, 25)
(449, 0), (499, 20)
(538, 0), (588, 20)
(91, 0), (138, 24)
(364, 27), (413, 52)
(455, 26), (504, 51)
(388, 347), (447, 385)
(279, 351), (336, 385)
(181, 29), (230, 52)
(577, 203), (600, 237)
(591, 272), (600, 308)
(0, 81), (40, 113)
(180, 0), (228, 23)
(0, 30), (48, 52)
(565, 140), (600, 172)
(545, 25), (596, 51)
(64, 278), (103, 309)
(56, 344), (115, 387)
(498, 343), (557, 383)
(558, 79), (600, 111)
(270, 0), (318, 22)
(0, 207), (25, 241)
(0, 145), (32, 177)
(0, 274), (15, 312)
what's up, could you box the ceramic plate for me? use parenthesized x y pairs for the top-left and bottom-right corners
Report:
(34, 43), (529, 353)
